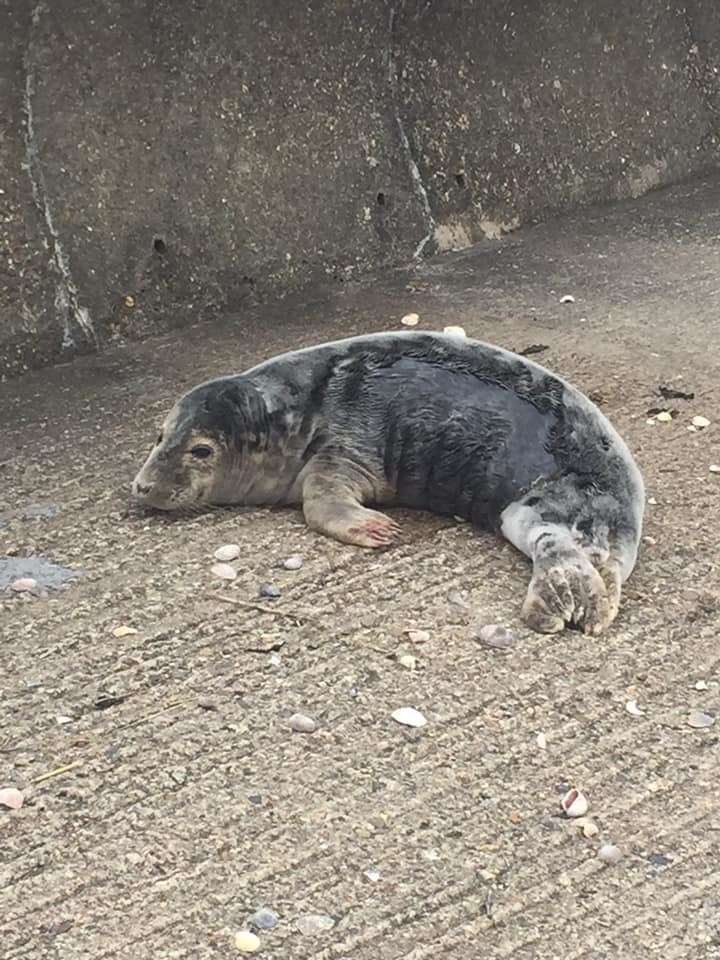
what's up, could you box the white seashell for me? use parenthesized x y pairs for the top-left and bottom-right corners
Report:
(289, 712), (316, 733)
(392, 707), (427, 728)
(692, 415), (710, 429)
(694, 680), (708, 691)
(214, 544), (241, 562)
(10, 578), (37, 593)
(211, 563), (237, 580)
(401, 312), (420, 326)
(598, 843), (622, 864)
(443, 325), (466, 337)
(625, 699), (644, 716)
(282, 554), (303, 570)
(655, 411), (673, 423)
(709, 464), (720, 473)
(560, 294), (575, 303)
(687, 710), (715, 729)
(398, 654), (417, 670)
(536, 732), (548, 749)
(0, 787), (24, 810)
(233, 930), (260, 952)
(561, 788), (589, 818)
(574, 817), (599, 838)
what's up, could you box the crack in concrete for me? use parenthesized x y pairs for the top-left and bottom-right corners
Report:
(387, 3), (437, 260)
(22, 2), (96, 350)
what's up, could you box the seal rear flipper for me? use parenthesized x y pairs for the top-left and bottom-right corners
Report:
(500, 476), (642, 635)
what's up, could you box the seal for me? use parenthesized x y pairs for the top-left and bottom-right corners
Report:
(131, 331), (644, 635)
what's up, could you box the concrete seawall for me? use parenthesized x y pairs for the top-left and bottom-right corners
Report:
(2, 0), (720, 377)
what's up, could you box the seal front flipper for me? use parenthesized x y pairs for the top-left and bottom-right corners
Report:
(301, 456), (400, 549)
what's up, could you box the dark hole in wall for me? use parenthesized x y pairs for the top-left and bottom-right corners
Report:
(455, 173), (466, 188)
(153, 236), (167, 254)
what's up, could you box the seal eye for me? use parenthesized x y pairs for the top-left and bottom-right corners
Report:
(190, 444), (214, 460)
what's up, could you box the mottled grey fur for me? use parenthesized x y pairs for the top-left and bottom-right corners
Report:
(132, 331), (644, 634)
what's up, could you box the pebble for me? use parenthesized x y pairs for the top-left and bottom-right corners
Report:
(259, 583), (281, 599)
(692, 415), (711, 429)
(443, 325), (466, 337)
(625, 699), (644, 717)
(251, 908), (279, 931)
(296, 914), (335, 936)
(289, 712), (317, 733)
(398, 654), (417, 670)
(10, 578), (37, 593)
(655, 410), (673, 423)
(694, 680), (708, 691)
(561, 788), (589, 818)
(406, 629), (430, 644)
(560, 294), (575, 303)
(211, 563), (237, 581)
(282, 555), (303, 570)
(214, 544), (241, 562)
(0, 787), (24, 810)
(392, 706), (427, 728)
(400, 312), (420, 326)
(472, 623), (516, 649)
(687, 710), (715, 729)
(598, 843), (622, 865)
(365, 868), (381, 882)
(234, 930), (261, 953)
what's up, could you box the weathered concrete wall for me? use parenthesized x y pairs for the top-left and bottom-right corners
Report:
(2, 0), (720, 377)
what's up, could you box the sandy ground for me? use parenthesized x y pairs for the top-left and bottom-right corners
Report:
(1, 174), (720, 960)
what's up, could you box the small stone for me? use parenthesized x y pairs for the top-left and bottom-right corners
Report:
(655, 410), (673, 423)
(365, 868), (381, 882)
(687, 710), (715, 729)
(259, 583), (281, 599)
(625, 699), (644, 717)
(536, 732), (547, 750)
(694, 680), (708, 691)
(692, 415), (711, 429)
(647, 496), (657, 505)
(211, 563), (237, 580)
(561, 788), (589, 818)
(406, 629), (430, 644)
(392, 706), (427, 728)
(560, 294), (575, 303)
(472, 623), (517, 649)
(289, 712), (317, 733)
(282, 555), (303, 570)
(10, 578), (36, 593)
(296, 914), (335, 936)
(400, 312), (420, 326)
(112, 625), (138, 638)
(251, 908), (279, 931)
(214, 543), (241, 562)
(443, 325), (466, 337)
(598, 843), (622, 865)
(398, 654), (417, 670)
(124, 294), (135, 308)
(234, 930), (260, 953)
(0, 787), (24, 810)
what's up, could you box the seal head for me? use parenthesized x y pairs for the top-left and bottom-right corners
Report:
(131, 378), (269, 510)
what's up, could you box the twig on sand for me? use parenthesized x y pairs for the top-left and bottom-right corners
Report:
(215, 594), (307, 621)
(33, 760), (84, 785)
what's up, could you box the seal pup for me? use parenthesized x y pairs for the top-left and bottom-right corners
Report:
(131, 331), (644, 635)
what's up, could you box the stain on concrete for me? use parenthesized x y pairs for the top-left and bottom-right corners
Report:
(0, 555), (83, 592)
